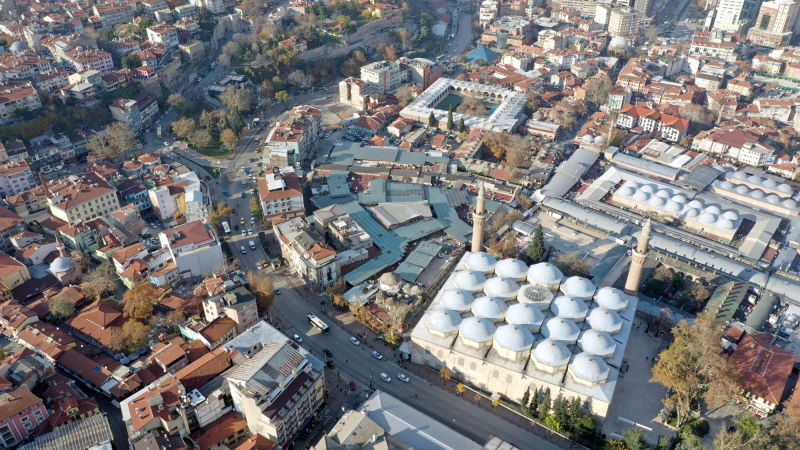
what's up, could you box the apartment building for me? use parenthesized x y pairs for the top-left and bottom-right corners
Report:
(747, 0), (800, 47)
(0, 386), (49, 447)
(0, 81), (41, 124)
(264, 105), (321, 165)
(203, 286), (259, 334)
(93, 3), (135, 29)
(109, 93), (159, 134)
(257, 171), (305, 224)
(360, 60), (407, 93)
(273, 217), (340, 289)
(146, 25), (179, 50)
(63, 48), (113, 74)
(46, 173), (121, 225)
(189, 0), (225, 14)
(615, 103), (689, 142)
(0, 161), (36, 196)
(159, 221), (225, 278)
(226, 342), (324, 446)
(608, 7), (643, 39)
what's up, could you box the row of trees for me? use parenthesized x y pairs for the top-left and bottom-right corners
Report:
(482, 132), (531, 169)
(171, 107), (244, 150)
(520, 388), (603, 446)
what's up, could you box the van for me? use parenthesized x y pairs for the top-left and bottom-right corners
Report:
(249, 240), (256, 250)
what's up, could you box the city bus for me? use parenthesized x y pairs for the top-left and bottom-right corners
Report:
(307, 314), (330, 334)
(221, 221), (231, 235)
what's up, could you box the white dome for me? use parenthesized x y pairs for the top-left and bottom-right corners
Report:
(767, 194), (780, 204)
(560, 276), (596, 299)
(517, 284), (555, 308)
(465, 252), (498, 273)
(665, 200), (682, 213)
(625, 181), (640, 190)
(751, 190), (765, 199)
(649, 196), (666, 208)
(587, 308), (623, 333)
(484, 277), (520, 298)
(527, 262), (563, 286)
(732, 171), (747, 180)
(735, 185), (750, 194)
(533, 339), (572, 367)
(682, 208), (700, 218)
(633, 191), (650, 202)
(440, 289), (475, 311)
(494, 324), (534, 352)
(618, 186), (635, 197)
(570, 352), (611, 383)
(698, 212), (717, 224)
(778, 183), (792, 194)
(541, 317), (580, 343)
(705, 205), (721, 215)
(762, 178), (777, 189)
(459, 317), (496, 343)
(581, 134), (593, 143)
(640, 184), (656, 194)
(720, 181), (734, 190)
(551, 296), (589, 320)
(380, 272), (402, 287)
(748, 174), (762, 184)
(655, 190), (671, 199)
(9, 41), (27, 53)
(426, 309), (462, 333)
(578, 329), (617, 357)
(722, 210), (738, 221)
(453, 270), (487, 291)
(716, 218), (735, 230)
(471, 296), (509, 320)
(49, 256), (74, 274)
(609, 36), (629, 49)
(671, 194), (687, 204)
(687, 200), (703, 209)
(782, 199), (796, 208)
(595, 135), (608, 145)
(593, 286), (628, 311)
(495, 258), (529, 279)
(505, 303), (545, 331)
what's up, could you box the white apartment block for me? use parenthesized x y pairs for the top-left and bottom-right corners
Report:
(0, 161), (36, 196)
(190, 0), (225, 14)
(360, 60), (407, 93)
(46, 174), (120, 224)
(159, 221), (225, 278)
(0, 82), (41, 124)
(146, 25), (179, 49)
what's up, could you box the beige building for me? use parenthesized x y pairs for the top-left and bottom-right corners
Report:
(410, 252), (638, 418)
(608, 7), (643, 39)
(747, 0), (800, 47)
(179, 41), (205, 63)
(46, 173), (120, 225)
(0, 254), (31, 290)
(226, 341), (324, 446)
(203, 286), (259, 334)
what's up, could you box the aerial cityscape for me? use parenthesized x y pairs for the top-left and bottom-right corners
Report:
(2, 0), (800, 448)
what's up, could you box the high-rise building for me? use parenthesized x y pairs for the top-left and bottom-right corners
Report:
(747, 0), (800, 47)
(624, 219), (651, 295)
(608, 7), (644, 38)
(633, 0), (653, 15)
(713, 0), (764, 33)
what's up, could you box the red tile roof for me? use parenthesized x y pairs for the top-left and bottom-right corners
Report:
(0, 385), (43, 422)
(731, 333), (796, 405)
(161, 221), (215, 250)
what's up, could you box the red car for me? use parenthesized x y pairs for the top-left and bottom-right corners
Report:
(349, 381), (356, 391)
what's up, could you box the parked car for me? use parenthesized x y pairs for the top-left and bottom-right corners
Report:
(397, 373), (410, 383)
(371, 351), (384, 360)
(240, 246), (246, 254)
(379, 372), (391, 382)
(349, 337), (361, 346)
(292, 334), (303, 344)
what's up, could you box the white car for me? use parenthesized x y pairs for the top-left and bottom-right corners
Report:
(371, 351), (384, 360)
(292, 334), (303, 344)
(379, 372), (391, 383)
(241, 230), (247, 236)
(247, 229), (253, 235)
(397, 373), (410, 383)
(349, 337), (361, 346)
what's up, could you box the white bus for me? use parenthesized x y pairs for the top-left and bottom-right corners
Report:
(307, 314), (330, 333)
(221, 221), (231, 235)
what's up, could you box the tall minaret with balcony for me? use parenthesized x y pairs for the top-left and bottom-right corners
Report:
(471, 183), (486, 253)
(624, 218), (652, 295)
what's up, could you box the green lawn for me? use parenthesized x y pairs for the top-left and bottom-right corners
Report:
(197, 146), (232, 159)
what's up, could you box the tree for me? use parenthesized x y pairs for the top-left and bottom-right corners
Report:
(287, 69), (306, 87)
(167, 93), (186, 111)
(275, 90), (291, 101)
(220, 128), (238, 149)
(447, 106), (454, 131)
(623, 428), (648, 450)
(458, 118), (465, 132)
(713, 416), (772, 450)
(771, 392), (800, 448)
(537, 389), (551, 419)
(521, 388), (530, 410)
(689, 282), (711, 303)
(456, 383), (466, 395)
(48, 294), (75, 319)
(122, 53), (142, 70)
(207, 202), (234, 231)
(123, 282), (157, 319)
(650, 312), (737, 427)
(250, 195), (263, 218)
(553, 251), (591, 277)
(219, 86), (253, 114)
(110, 319), (151, 353)
(439, 366), (451, 384)
(543, 415), (562, 432)
(326, 278), (347, 308)
(88, 122), (136, 162)
(247, 271), (276, 316)
(171, 117), (196, 139)
(189, 129), (213, 148)
(82, 261), (118, 300)
(428, 111), (437, 128)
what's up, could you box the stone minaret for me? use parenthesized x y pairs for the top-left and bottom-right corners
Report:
(471, 183), (486, 252)
(624, 218), (652, 295)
